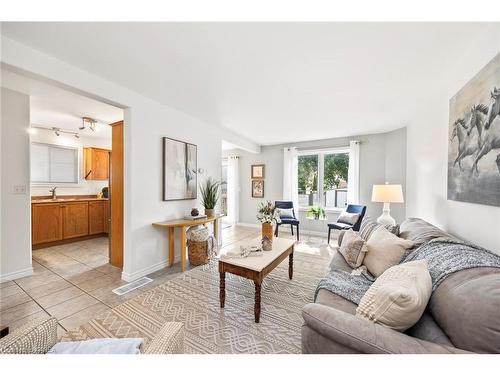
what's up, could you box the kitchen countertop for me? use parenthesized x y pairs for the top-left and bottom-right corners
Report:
(31, 195), (109, 203)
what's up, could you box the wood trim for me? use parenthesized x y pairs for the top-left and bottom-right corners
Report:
(110, 120), (124, 268)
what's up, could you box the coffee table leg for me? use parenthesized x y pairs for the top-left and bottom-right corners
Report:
(289, 252), (294, 280)
(219, 272), (225, 308)
(254, 281), (261, 323)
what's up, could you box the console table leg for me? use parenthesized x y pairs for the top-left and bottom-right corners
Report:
(219, 272), (225, 308)
(254, 281), (261, 323)
(289, 252), (294, 280)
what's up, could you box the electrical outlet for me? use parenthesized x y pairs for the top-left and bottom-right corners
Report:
(13, 185), (27, 194)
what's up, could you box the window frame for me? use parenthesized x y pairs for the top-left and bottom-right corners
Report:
(297, 146), (350, 212)
(30, 142), (80, 185)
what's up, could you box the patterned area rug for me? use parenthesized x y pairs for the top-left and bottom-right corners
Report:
(63, 239), (332, 353)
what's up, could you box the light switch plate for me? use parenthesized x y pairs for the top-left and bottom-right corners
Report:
(13, 185), (27, 194)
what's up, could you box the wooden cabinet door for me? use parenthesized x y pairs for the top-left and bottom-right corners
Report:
(32, 203), (63, 245)
(62, 202), (89, 239)
(92, 149), (109, 180)
(103, 201), (110, 234)
(89, 201), (106, 234)
(84, 148), (110, 180)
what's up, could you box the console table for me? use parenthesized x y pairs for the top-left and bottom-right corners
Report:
(152, 214), (224, 272)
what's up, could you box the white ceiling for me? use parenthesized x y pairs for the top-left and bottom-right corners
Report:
(1, 22), (496, 145)
(1, 69), (123, 139)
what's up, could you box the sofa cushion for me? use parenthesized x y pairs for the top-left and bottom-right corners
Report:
(328, 250), (353, 273)
(356, 260), (432, 331)
(429, 267), (500, 353)
(315, 288), (357, 315)
(405, 312), (453, 347)
(399, 218), (452, 247)
(337, 212), (360, 226)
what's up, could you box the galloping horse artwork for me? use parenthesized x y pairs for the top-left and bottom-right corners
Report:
(448, 52), (500, 207)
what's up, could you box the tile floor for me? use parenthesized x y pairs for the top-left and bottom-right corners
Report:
(0, 226), (332, 339)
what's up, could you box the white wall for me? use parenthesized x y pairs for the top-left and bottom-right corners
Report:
(30, 129), (111, 196)
(0, 36), (259, 281)
(406, 25), (500, 254)
(1, 88), (33, 281)
(225, 127), (407, 234)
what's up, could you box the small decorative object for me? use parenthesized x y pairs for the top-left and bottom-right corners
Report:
(101, 186), (109, 198)
(261, 236), (272, 251)
(371, 183), (404, 225)
(163, 137), (197, 201)
(251, 180), (264, 198)
(307, 206), (326, 220)
(257, 201), (281, 243)
(200, 177), (220, 218)
(191, 208), (199, 217)
(448, 52), (500, 207)
(251, 164), (265, 179)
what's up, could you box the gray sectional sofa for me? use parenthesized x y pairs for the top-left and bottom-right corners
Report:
(301, 218), (500, 354)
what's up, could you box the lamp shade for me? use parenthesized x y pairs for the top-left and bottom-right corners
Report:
(371, 184), (404, 203)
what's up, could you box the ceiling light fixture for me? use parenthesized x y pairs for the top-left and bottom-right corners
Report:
(80, 117), (97, 132)
(33, 125), (81, 138)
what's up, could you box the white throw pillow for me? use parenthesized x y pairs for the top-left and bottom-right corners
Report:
(49, 338), (144, 354)
(363, 226), (414, 277)
(337, 212), (360, 225)
(279, 208), (294, 218)
(356, 260), (432, 331)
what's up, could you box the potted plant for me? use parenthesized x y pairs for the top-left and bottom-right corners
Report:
(307, 206), (326, 220)
(256, 201), (281, 243)
(200, 177), (220, 218)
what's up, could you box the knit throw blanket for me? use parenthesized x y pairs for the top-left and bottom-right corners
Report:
(315, 237), (500, 305)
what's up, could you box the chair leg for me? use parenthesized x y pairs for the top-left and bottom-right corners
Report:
(296, 225), (299, 241)
(291, 225), (294, 235)
(275, 224), (279, 237)
(328, 228), (331, 244)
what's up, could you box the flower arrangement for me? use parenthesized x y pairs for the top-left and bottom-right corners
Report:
(256, 201), (281, 224)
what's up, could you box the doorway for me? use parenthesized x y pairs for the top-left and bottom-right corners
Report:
(28, 82), (124, 272)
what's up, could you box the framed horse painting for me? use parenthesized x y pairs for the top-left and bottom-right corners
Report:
(448, 52), (500, 207)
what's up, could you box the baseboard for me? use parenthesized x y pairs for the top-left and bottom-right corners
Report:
(121, 259), (169, 282)
(0, 266), (34, 282)
(236, 222), (331, 238)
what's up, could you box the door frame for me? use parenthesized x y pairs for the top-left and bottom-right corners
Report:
(109, 120), (124, 268)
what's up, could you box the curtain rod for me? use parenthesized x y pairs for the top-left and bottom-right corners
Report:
(286, 140), (362, 151)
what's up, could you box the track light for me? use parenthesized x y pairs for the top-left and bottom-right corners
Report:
(74, 134), (80, 139)
(81, 117), (97, 131)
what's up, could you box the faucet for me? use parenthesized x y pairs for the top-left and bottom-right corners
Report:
(49, 186), (57, 200)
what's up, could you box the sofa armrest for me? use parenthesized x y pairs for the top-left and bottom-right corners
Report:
(142, 322), (184, 354)
(0, 317), (58, 354)
(302, 304), (468, 354)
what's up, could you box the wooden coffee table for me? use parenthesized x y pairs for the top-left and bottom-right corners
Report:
(218, 237), (295, 323)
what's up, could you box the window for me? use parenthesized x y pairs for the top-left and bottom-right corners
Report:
(298, 149), (349, 209)
(31, 143), (78, 183)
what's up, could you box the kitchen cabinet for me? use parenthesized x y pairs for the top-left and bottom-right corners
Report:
(32, 203), (63, 245)
(84, 147), (110, 180)
(89, 200), (107, 235)
(31, 198), (109, 248)
(62, 201), (89, 239)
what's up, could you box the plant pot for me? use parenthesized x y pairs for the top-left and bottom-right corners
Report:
(205, 208), (215, 218)
(261, 222), (274, 242)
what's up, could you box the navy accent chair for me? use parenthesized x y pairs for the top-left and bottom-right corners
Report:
(274, 201), (300, 241)
(327, 204), (366, 244)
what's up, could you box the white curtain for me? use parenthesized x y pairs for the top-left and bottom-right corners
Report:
(226, 156), (240, 225)
(347, 140), (360, 204)
(283, 147), (299, 211)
